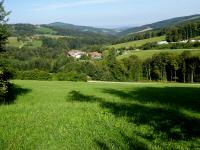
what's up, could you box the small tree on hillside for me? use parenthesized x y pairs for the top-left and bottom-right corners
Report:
(0, 0), (11, 103)
(0, 0), (10, 52)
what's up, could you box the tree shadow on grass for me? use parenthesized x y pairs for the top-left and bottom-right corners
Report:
(67, 87), (200, 148)
(68, 90), (104, 102)
(3, 84), (31, 104)
(94, 132), (149, 150)
(94, 140), (110, 150)
(102, 87), (200, 113)
(100, 101), (200, 140)
(101, 87), (200, 140)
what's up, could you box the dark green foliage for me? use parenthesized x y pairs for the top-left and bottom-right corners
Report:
(166, 20), (200, 42)
(16, 70), (52, 81)
(0, 0), (11, 103)
(121, 55), (142, 81)
(140, 41), (200, 50)
(10, 24), (37, 36)
(0, 0), (10, 52)
(0, 67), (13, 103)
(54, 72), (87, 82)
(143, 51), (200, 82)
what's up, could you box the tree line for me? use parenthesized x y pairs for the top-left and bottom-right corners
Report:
(166, 20), (200, 42)
(2, 45), (200, 83)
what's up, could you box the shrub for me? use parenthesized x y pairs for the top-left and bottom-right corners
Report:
(16, 70), (52, 80)
(54, 71), (87, 82)
(0, 68), (11, 103)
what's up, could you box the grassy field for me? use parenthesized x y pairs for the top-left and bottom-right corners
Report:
(117, 49), (200, 60)
(7, 37), (24, 48)
(24, 40), (43, 48)
(108, 36), (165, 49)
(0, 80), (200, 149)
(36, 27), (57, 35)
(7, 37), (42, 48)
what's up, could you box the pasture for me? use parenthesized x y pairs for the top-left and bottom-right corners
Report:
(108, 36), (165, 49)
(7, 37), (42, 48)
(117, 49), (200, 60)
(7, 37), (24, 48)
(0, 80), (200, 149)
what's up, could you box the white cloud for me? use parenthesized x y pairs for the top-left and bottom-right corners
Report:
(32, 0), (120, 12)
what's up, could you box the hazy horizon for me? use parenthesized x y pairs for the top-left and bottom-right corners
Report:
(5, 0), (200, 28)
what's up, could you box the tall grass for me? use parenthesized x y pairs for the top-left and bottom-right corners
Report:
(0, 80), (199, 149)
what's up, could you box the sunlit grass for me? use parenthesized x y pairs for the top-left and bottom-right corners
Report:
(0, 80), (199, 149)
(117, 49), (200, 60)
(108, 36), (165, 49)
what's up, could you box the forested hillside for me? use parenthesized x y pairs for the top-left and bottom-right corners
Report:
(1, 14), (200, 83)
(120, 14), (200, 36)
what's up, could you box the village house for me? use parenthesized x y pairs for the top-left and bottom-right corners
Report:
(157, 41), (169, 45)
(89, 52), (103, 60)
(67, 50), (86, 59)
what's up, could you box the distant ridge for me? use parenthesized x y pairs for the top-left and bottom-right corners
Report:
(9, 14), (200, 37)
(47, 22), (117, 35)
(120, 14), (200, 36)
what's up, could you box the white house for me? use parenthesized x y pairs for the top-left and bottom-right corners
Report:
(157, 41), (168, 45)
(67, 50), (86, 59)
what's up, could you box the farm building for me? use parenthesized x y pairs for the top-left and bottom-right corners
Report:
(89, 52), (103, 59)
(157, 41), (169, 45)
(67, 50), (86, 59)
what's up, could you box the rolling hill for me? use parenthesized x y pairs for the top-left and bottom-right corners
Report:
(120, 14), (200, 36)
(108, 36), (165, 48)
(48, 22), (118, 35)
(117, 49), (200, 60)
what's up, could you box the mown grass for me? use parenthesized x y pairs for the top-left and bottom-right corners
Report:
(117, 49), (200, 60)
(0, 80), (200, 150)
(108, 36), (165, 49)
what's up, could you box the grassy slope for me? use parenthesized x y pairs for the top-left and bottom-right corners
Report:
(7, 37), (42, 48)
(0, 80), (200, 149)
(7, 34), (74, 48)
(7, 37), (23, 48)
(108, 36), (166, 48)
(117, 49), (200, 60)
(36, 27), (57, 35)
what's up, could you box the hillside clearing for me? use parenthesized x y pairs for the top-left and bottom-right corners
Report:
(117, 49), (200, 60)
(108, 36), (165, 48)
(0, 80), (199, 149)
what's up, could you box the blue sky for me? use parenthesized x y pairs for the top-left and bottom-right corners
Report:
(4, 0), (200, 27)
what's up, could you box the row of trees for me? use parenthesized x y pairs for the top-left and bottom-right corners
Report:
(143, 51), (200, 83)
(2, 45), (200, 83)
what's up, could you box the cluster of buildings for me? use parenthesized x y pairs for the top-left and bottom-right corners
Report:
(67, 50), (103, 60)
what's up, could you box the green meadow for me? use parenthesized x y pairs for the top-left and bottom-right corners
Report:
(0, 80), (200, 150)
(108, 36), (165, 49)
(117, 49), (200, 60)
(7, 37), (24, 48)
(7, 37), (42, 48)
